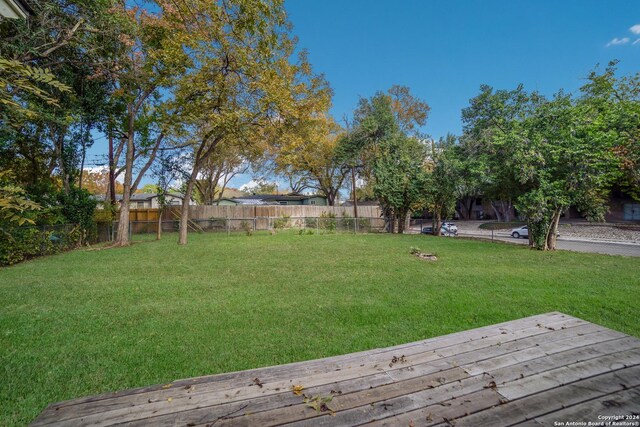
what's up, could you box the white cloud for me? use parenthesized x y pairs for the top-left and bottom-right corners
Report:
(630, 24), (640, 35)
(606, 37), (630, 47)
(634, 38), (640, 45)
(239, 179), (276, 192)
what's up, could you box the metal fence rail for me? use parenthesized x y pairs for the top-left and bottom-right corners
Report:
(112, 216), (386, 238)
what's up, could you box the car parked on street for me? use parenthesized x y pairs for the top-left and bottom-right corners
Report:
(511, 225), (559, 239)
(442, 222), (458, 234)
(511, 225), (529, 238)
(422, 224), (458, 236)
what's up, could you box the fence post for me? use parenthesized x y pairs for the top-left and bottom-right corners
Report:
(227, 217), (230, 236)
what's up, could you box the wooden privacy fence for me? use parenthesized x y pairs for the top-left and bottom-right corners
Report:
(127, 205), (381, 221)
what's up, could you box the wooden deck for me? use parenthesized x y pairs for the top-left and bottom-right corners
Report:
(32, 312), (640, 426)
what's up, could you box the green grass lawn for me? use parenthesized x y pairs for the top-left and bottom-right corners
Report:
(1, 232), (639, 425)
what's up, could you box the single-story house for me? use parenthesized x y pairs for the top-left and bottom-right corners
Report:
(95, 193), (195, 209)
(217, 194), (327, 206)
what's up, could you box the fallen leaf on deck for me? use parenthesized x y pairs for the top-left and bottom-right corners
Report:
(162, 384), (172, 389)
(252, 378), (263, 388)
(292, 385), (305, 395)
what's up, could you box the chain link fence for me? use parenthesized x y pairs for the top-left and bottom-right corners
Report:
(114, 216), (386, 237)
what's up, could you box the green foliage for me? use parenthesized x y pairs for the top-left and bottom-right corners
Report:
(422, 136), (461, 234)
(304, 217), (318, 228)
(240, 220), (253, 236)
(57, 187), (96, 239)
(0, 171), (41, 226)
(0, 225), (82, 266)
(0, 57), (71, 122)
(461, 65), (636, 250)
(319, 211), (336, 232)
(273, 214), (291, 230)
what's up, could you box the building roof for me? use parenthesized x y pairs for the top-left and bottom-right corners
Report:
(220, 194), (327, 205)
(93, 193), (186, 202)
(234, 194), (325, 201)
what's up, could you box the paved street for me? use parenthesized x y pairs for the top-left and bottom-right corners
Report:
(457, 231), (640, 257)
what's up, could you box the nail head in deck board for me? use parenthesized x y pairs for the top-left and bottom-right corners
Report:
(30, 313), (640, 426)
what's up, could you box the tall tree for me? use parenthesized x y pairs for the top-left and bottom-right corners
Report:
(373, 134), (427, 233)
(423, 137), (461, 235)
(462, 80), (623, 250)
(193, 143), (250, 205)
(171, 0), (331, 245)
(109, 2), (193, 246)
(273, 115), (347, 205)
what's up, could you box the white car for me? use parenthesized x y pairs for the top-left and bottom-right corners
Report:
(442, 222), (458, 233)
(511, 225), (560, 239)
(511, 225), (528, 238)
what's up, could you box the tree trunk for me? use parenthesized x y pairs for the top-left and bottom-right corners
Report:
(460, 197), (473, 220)
(504, 200), (512, 222)
(546, 208), (562, 250)
(397, 209), (406, 234)
(113, 104), (135, 247)
(404, 211), (410, 233)
(115, 201), (130, 245)
(326, 190), (336, 206)
(490, 201), (503, 222)
(108, 133), (117, 207)
(178, 167), (198, 245)
(157, 209), (163, 240)
(351, 166), (358, 219)
(432, 209), (442, 236)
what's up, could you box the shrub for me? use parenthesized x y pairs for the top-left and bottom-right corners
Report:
(273, 214), (291, 231)
(240, 220), (253, 236)
(0, 225), (82, 266)
(319, 212), (336, 233)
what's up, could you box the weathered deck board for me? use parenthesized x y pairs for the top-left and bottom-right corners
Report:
(31, 312), (640, 426)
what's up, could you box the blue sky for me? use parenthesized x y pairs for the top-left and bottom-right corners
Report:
(88, 1), (639, 190)
(286, 0), (639, 140)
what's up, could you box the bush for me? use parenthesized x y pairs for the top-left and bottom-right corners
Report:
(319, 212), (336, 233)
(273, 214), (291, 231)
(0, 225), (82, 266)
(240, 220), (253, 236)
(57, 187), (96, 242)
